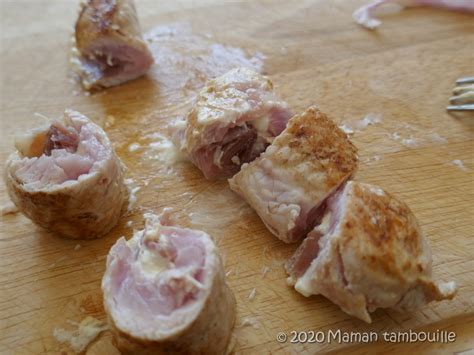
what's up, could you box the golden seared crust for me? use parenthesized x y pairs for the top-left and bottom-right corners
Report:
(75, 0), (144, 52)
(107, 265), (236, 354)
(270, 106), (358, 191)
(338, 182), (429, 285)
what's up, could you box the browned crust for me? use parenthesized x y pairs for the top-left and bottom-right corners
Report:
(75, 0), (144, 52)
(5, 152), (127, 239)
(339, 182), (426, 283)
(106, 266), (236, 354)
(272, 106), (358, 189)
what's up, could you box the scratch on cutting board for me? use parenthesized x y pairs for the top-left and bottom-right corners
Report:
(248, 288), (257, 301)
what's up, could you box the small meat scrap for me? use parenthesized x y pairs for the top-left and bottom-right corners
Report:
(183, 67), (293, 180)
(286, 181), (457, 323)
(72, 0), (154, 89)
(229, 106), (358, 243)
(353, 0), (474, 30)
(102, 209), (236, 354)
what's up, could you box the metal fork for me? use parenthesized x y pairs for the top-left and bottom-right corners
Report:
(447, 77), (474, 112)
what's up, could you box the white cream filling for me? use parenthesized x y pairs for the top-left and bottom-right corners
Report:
(137, 247), (169, 277)
(251, 115), (269, 133)
(313, 211), (332, 236)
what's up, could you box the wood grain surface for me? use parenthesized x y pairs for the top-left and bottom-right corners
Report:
(1, 0), (473, 354)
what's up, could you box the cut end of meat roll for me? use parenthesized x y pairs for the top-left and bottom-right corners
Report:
(72, 0), (154, 90)
(5, 109), (126, 239)
(102, 209), (236, 354)
(286, 181), (457, 323)
(229, 106), (358, 243)
(183, 67), (293, 180)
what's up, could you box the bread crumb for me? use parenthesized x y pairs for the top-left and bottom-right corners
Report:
(74, 244), (81, 251)
(53, 316), (108, 353)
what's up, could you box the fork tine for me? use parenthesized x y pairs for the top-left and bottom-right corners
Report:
(450, 92), (474, 105)
(447, 104), (474, 112)
(453, 84), (474, 95)
(455, 77), (474, 85)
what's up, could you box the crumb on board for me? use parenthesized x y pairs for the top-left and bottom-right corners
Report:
(248, 288), (257, 301)
(128, 143), (141, 152)
(74, 244), (81, 251)
(125, 178), (140, 211)
(53, 316), (108, 353)
(401, 137), (419, 148)
(225, 269), (232, 278)
(1, 202), (19, 216)
(339, 124), (354, 135)
(240, 317), (260, 329)
(126, 220), (133, 227)
(452, 159), (467, 171)
(339, 113), (383, 135)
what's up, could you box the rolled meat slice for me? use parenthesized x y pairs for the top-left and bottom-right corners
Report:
(5, 109), (126, 239)
(229, 106), (358, 243)
(102, 209), (236, 354)
(183, 67), (293, 180)
(286, 181), (457, 323)
(72, 0), (154, 89)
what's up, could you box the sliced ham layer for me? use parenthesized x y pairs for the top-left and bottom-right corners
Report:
(286, 181), (457, 323)
(183, 67), (292, 180)
(229, 106), (358, 243)
(102, 209), (236, 353)
(73, 0), (154, 89)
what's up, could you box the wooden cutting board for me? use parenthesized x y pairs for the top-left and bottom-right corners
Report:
(1, 1), (473, 354)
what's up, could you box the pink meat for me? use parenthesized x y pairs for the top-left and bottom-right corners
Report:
(5, 109), (126, 239)
(102, 209), (236, 353)
(108, 229), (206, 320)
(184, 68), (292, 180)
(44, 123), (79, 155)
(77, 43), (154, 88)
(73, 0), (154, 89)
(14, 117), (109, 188)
